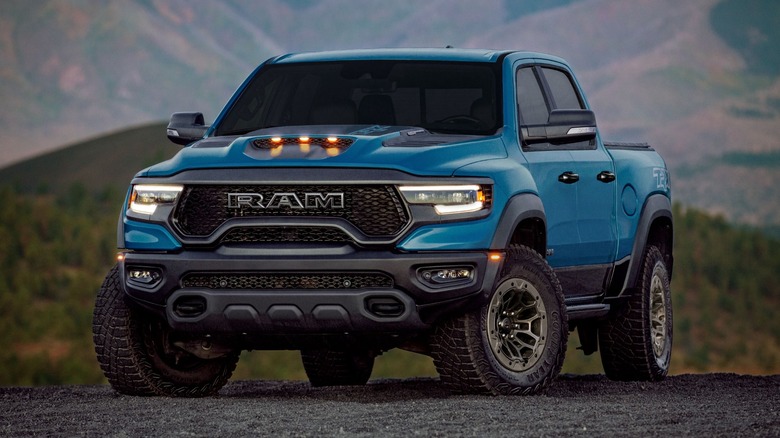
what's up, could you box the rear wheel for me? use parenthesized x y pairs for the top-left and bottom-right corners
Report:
(599, 246), (672, 381)
(300, 349), (375, 386)
(93, 265), (239, 396)
(430, 245), (568, 395)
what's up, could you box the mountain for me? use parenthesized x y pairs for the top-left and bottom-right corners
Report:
(1, 0), (779, 230)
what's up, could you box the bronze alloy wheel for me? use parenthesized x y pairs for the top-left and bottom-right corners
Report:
(649, 262), (669, 361)
(487, 278), (547, 372)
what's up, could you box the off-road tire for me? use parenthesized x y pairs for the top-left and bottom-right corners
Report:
(599, 245), (672, 381)
(430, 245), (568, 395)
(93, 265), (239, 396)
(300, 350), (375, 386)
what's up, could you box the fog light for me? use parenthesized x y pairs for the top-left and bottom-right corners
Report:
(127, 268), (162, 285)
(419, 266), (474, 286)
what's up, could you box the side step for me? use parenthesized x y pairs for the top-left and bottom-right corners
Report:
(565, 303), (610, 321)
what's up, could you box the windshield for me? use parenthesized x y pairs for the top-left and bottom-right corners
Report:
(215, 61), (501, 136)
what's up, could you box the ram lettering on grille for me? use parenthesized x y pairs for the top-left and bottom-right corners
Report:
(227, 192), (344, 210)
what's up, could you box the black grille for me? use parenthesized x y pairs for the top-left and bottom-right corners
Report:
(173, 185), (409, 237)
(182, 273), (393, 289)
(221, 227), (351, 244)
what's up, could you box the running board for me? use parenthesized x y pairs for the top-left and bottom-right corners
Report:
(566, 303), (610, 321)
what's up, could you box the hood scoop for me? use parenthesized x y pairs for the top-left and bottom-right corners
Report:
(244, 134), (355, 160)
(253, 136), (354, 149)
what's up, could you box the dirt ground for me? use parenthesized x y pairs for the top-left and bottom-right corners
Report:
(1, 374), (778, 436)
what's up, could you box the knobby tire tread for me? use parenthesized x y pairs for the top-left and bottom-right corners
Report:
(599, 246), (671, 381)
(93, 266), (238, 397)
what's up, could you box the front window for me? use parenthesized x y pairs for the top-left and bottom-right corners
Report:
(215, 61), (501, 136)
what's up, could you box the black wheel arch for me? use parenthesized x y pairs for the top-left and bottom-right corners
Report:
(490, 193), (547, 257)
(619, 194), (674, 296)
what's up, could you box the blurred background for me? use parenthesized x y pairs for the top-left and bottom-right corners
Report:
(0, 0), (778, 385)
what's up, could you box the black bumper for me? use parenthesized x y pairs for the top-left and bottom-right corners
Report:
(121, 246), (500, 335)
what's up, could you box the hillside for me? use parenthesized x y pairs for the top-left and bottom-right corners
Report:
(0, 122), (176, 194)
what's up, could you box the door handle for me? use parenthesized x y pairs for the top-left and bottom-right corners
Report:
(558, 171), (580, 184)
(597, 171), (616, 183)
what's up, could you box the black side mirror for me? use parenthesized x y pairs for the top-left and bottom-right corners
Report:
(166, 112), (209, 145)
(521, 109), (597, 144)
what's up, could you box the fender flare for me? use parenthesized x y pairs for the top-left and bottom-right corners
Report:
(620, 194), (673, 296)
(490, 193), (547, 252)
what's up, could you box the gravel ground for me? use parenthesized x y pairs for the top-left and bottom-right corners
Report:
(1, 374), (778, 436)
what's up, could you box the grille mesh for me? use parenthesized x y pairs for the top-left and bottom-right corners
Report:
(221, 227), (351, 244)
(182, 273), (393, 289)
(173, 185), (409, 237)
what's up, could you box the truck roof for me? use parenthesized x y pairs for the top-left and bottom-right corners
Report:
(269, 48), (552, 64)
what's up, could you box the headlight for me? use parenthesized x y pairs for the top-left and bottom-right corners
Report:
(399, 185), (486, 215)
(129, 184), (184, 215)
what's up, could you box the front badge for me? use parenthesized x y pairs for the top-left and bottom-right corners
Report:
(227, 192), (345, 209)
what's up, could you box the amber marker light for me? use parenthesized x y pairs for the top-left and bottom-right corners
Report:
(299, 136), (310, 143)
(327, 136), (338, 143)
(116, 253), (125, 262)
(489, 252), (503, 262)
(271, 136), (283, 144)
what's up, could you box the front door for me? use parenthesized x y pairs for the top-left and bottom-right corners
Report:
(515, 64), (617, 297)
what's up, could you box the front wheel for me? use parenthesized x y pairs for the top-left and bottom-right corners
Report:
(599, 246), (673, 381)
(93, 265), (239, 396)
(430, 245), (568, 395)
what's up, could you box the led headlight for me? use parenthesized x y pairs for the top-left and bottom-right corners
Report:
(129, 184), (184, 215)
(399, 185), (485, 215)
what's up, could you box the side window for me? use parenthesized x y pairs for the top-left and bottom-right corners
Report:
(516, 67), (548, 125)
(541, 67), (583, 110)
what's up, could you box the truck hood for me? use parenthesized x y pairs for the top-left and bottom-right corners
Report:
(141, 125), (507, 177)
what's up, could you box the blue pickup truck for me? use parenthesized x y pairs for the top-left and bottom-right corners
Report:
(93, 48), (673, 396)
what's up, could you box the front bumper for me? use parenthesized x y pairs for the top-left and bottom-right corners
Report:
(121, 245), (501, 335)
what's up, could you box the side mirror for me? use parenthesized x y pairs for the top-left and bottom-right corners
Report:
(166, 112), (208, 145)
(521, 109), (597, 144)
